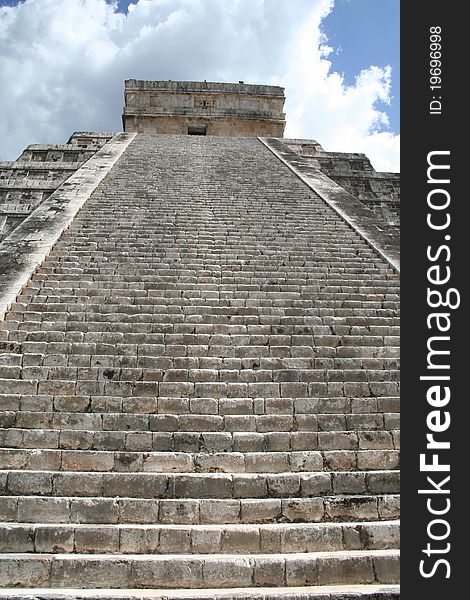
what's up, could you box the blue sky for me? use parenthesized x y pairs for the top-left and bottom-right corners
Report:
(322, 0), (399, 134)
(0, 0), (399, 170)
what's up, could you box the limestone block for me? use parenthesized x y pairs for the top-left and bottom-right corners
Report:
(158, 527), (191, 553)
(317, 554), (375, 585)
(285, 555), (318, 586)
(253, 556), (285, 586)
(171, 474), (232, 499)
(51, 556), (131, 588)
(202, 556), (254, 588)
(0, 497), (18, 521)
(299, 473), (332, 497)
(8, 471), (53, 496)
(374, 552), (400, 583)
(191, 527), (222, 553)
(120, 527), (160, 553)
(131, 557), (203, 588)
(281, 498), (324, 523)
(0, 524), (35, 552)
(74, 526), (119, 553)
(0, 556), (51, 587)
(35, 526), (75, 552)
(199, 500), (240, 524)
(221, 526), (260, 553)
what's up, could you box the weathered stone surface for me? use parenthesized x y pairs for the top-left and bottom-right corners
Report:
(0, 123), (399, 596)
(0, 133), (115, 243)
(123, 80), (285, 138)
(0, 132), (135, 319)
(260, 137), (399, 272)
(35, 526), (75, 553)
(284, 138), (400, 235)
(0, 555), (50, 587)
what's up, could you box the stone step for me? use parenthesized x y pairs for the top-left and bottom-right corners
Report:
(20, 281), (399, 292)
(0, 368), (401, 387)
(1, 469), (400, 499)
(3, 330), (401, 347)
(0, 353), (401, 373)
(0, 583), (402, 599)
(13, 258), (400, 269)
(0, 411), (400, 433)
(0, 520), (400, 554)
(2, 313), (401, 331)
(47, 236), (394, 246)
(24, 285), (396, 296)
(46, 235), (380, 244)
(0, 448), (400, 473)
(6, 307), (398, 321)
(41, 225), (380, 236)
(0, 549), (400, 588)
(1, 334), (402, 357)
(0, 394), (400, 416)
(28, 248), (387, 259)
(19, 290), (398, 301)
(0, 428), (399, 452)
(1, 333), (400, 356)
(11, 298), (400, 316)
(0, 378), (400, 400)
(30, 225), (371, 233)
(3, 316), (400, 333)
(33, 272), (404, 284)
(25, 262), (395, 274)
(18, 292), (400, 308)
(7, 304), (400, 321)
(24, 259), (397, 269)
(19, 254), (394, 266)
(1, 321), (400, 343)
(1, 350), (400, 367)
(0, 346), (399, 363)
(4, 305), (400, 319)
(13, 274), (399, 287)
(8, 298), (398, 312)
(13, 299), (401, 321)
(13, 301), (399, 311)
(18, 290), (396, 304)
(0, 328), (399, 346)
(27, 245), (393, 257)
(31, 248), (386, 257)
(34, 238), (374, 247)
(21, 297), (397, 308)
(0, 495), (400, 525)
(0, 340), (398, 364)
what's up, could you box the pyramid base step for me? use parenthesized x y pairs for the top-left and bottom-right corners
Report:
(0, 584), (400, 599)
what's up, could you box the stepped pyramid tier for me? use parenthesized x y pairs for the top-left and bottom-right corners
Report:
(282, 140), (400, 234)
(0, 82), (399, 599)
(0, 133), (114, 243)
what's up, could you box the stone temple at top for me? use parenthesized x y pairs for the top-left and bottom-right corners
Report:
(123, 79), (286, 137)
(0, 80), (400, 598)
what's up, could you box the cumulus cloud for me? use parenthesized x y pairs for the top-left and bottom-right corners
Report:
(0, 0), (399, 170)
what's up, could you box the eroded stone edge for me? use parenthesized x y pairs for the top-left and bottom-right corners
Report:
(0, 132), (137, 321)
(0, 584), (401, 599)
(258, 137), (400, 274)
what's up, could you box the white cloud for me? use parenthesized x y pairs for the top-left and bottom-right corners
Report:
(0, 0), (399, 171)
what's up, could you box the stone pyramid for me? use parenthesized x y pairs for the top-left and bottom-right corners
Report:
(0, 82), (400, 599)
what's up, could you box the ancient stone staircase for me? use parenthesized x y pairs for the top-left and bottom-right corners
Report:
(0, 134), (400, 598)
